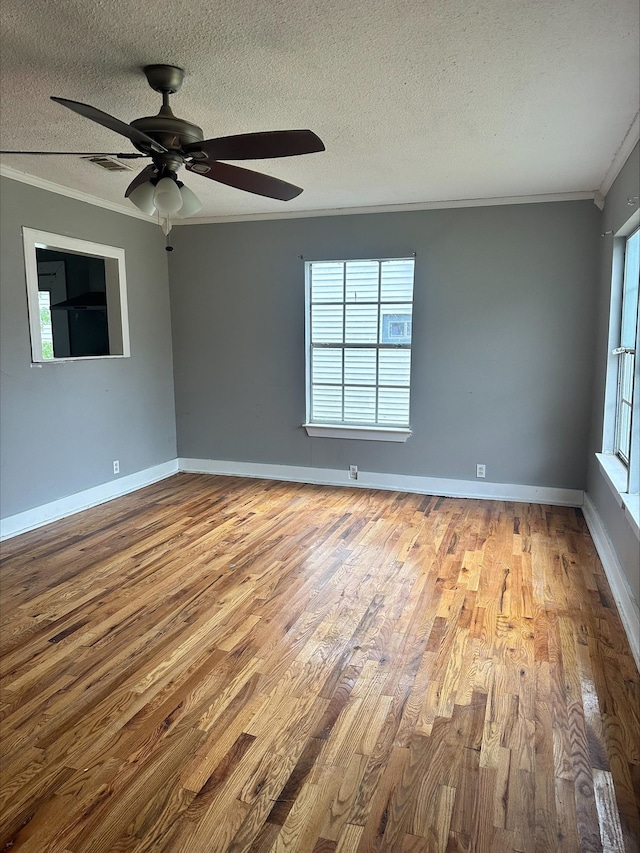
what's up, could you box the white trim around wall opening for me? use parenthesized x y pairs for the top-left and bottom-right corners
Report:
(22, 227), (130, 364)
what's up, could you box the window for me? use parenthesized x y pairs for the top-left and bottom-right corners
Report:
(38, 291), (54, 360)
(613, 227), (638, 466)
(304, 257), (415, 442)
(23, 228), (130, 363)
(597, 214), (639, 537)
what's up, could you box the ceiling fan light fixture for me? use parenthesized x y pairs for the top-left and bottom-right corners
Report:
(153, 176), (183, 215)
(176, 184), (202, 218)
(128, 180), (157, 215)
(28, 66), (325, 229)
(127, 175), (201, 226)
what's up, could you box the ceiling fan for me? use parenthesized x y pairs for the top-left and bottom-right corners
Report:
(1, 64), (325, 225)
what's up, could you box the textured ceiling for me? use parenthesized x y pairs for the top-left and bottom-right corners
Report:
(0, 0), (638, 220)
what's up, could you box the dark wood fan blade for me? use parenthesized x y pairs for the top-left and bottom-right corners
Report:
(184, 130), (325, 161)
(51, 98), (168, 154)
(187, 160), (303, 201)
(125, 164), (157, 198)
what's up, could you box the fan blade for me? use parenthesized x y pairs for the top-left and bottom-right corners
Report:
(187, 160), (303, 201)
(184, 130), (325, 161)
(0, 150), (146, 157)
(51, 97), (168, 154)
(125, 164), (157, 198)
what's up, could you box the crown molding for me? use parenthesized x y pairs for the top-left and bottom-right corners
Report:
(175, 190), (596, 225)
(1, 162), (597, 226)
(599, 112), (640, 198)
(0, 164), (154, 221)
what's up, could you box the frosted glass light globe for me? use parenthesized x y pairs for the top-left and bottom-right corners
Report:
(128, 181), (156, 215)
(176, 184), (202, 218)
(153, 177), (183, 215)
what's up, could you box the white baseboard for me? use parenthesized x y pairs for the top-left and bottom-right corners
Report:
(582, 492), (640, 671)
(0, 460), (179, 541)
(178, 457), (584, 506)
(0, 455), (584, 542)
(4, 457), (634, 670)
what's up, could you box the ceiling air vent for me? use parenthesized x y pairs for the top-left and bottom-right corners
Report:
(83, 156), (134, 172)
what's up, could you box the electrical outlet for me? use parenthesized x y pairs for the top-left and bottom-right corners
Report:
(476, 463), (486, 479)
(349, 465), (358, 480)
(113, 460), (120, 475)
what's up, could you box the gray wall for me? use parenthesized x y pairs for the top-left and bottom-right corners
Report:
(0, 177), (177, 519)
(169, 200), (600, 489)
(586, 143), (640, 604)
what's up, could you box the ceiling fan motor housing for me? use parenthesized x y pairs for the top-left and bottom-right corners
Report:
(130, 110), (204, 154)
(130, 65), (204, 160)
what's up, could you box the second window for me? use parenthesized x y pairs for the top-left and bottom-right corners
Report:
(306, 257), (415, 428)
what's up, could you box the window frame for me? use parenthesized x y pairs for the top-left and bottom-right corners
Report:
(612, 226), (638, 466)
(303, 256), (415, 443)
(597, 210), (639, 538)
(23, 228), (130, 364)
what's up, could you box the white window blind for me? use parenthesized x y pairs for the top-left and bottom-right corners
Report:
(306, 258), (415, 428)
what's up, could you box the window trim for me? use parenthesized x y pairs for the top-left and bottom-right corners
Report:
(302, 423), (412, 442)
(23, 228), (130, 363)
(303, 256), (415, 442)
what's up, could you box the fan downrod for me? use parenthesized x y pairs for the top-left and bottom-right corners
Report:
(143, 65), (185, 95)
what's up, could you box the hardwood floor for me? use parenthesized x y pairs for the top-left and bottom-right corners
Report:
(0, 474), (638, 852)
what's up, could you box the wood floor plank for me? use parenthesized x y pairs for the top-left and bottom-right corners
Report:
(0, 474), (638, 852)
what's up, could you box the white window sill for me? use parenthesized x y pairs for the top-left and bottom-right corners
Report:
(303, 423), (412, 443)
(31, 355), (129, 365)
(596, 453), (639, 538)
